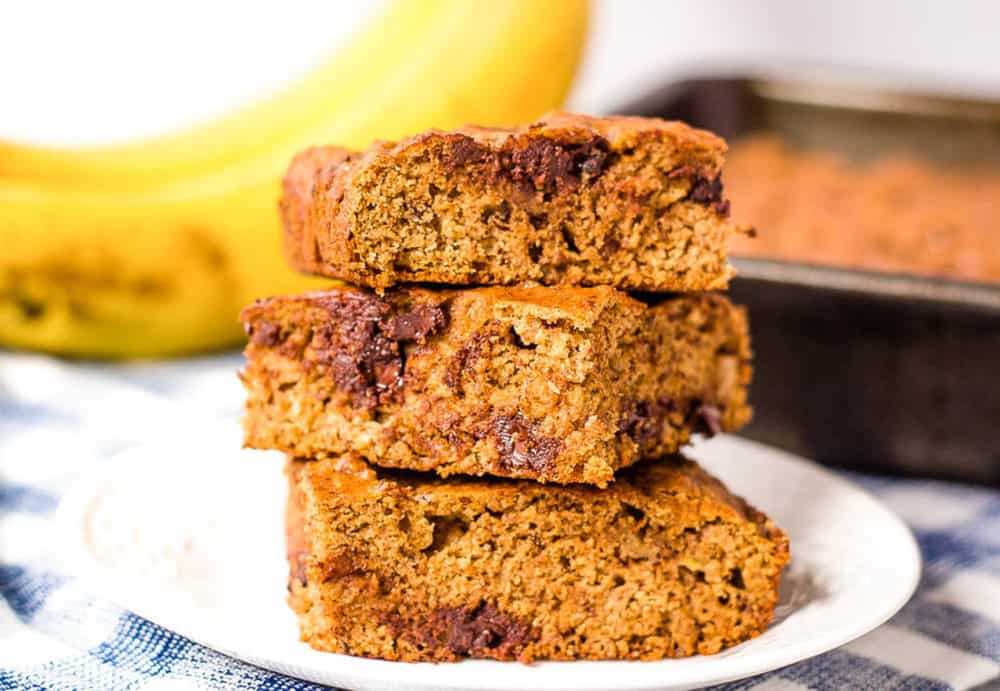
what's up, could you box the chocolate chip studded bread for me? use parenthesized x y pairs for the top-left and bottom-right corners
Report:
(241, 284), (752, 486)
(286, 453), (790, 662)
(281, 112), (744, 292)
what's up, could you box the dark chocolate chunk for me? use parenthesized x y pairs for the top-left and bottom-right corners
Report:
(291, 292), (446, 410)
(309, 314), (397, 411)
(618, 398), (677, 446)
(670, 167), (730, 213)
(384, 303), (447, 343)
(490, 412), (562, 473)
(688, 175), (724, 204)
(441, 133), (612, 194)
(618, 400), (656, 446)
(444, 134), (491, 168)
(509, 137), (576, 190)
(407, 602), (534, 657)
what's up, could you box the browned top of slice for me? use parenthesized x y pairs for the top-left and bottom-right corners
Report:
(441, 111), (727, 172)
(285, 111), (727, 199)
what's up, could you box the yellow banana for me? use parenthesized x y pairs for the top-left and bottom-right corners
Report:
(0, 0), (586, 190)
(0, 0), (588, 358)
(1, 176), (319, 358)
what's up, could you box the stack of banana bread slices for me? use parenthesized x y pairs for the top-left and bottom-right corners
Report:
(239, 113), (789, 663)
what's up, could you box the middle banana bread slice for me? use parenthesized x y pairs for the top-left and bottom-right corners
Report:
(241, 284), (751, 486)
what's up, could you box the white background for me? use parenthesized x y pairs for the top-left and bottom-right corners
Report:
(1, 0), (999, 146)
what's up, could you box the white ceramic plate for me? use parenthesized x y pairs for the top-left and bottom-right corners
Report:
(57, 425), (919, 691)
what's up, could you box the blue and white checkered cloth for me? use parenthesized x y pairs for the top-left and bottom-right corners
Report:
(1, 351), (998, 690)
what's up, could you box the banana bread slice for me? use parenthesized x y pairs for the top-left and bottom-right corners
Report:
(286, 453), (790, 662)
(241, 284), (751, 486)
(281, 112), (744, 292)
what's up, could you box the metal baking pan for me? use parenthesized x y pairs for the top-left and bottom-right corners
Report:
(619, 73), (1000, 486)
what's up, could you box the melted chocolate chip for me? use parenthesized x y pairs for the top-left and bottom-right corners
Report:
(620, 399), (726, 445)
(445, 135), (490, 167)
(669, 166), (731, 215)
(310, 317), (399, 410)
(384, 303), (447, 342)
(490, 412), (562, 473)
(618, 398), (677, 446)
(281, 292), (447, 410)
(442, 133), (612, 194)
(397, 602), (534, 657)
(508, 136), (610, 191)
(688, 175), (724, 204)
(510, 139), (575, 190)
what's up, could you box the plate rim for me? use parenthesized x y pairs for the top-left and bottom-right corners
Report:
(55, 433), (921, 691)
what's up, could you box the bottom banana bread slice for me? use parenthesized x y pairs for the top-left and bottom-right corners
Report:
(286, 454), (789, 662)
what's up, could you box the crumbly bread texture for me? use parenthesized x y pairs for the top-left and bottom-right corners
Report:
(281, 112), (745, 292)
(286, 454), (790, 662)
(728, 135), (1000, 283)
(241, 284), (751, 486)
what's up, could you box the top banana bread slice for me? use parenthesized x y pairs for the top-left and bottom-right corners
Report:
(282, 113), (742, 291)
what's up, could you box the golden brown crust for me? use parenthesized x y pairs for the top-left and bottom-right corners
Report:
(241, 284), (752, 486)
(286, 454), (790, 662)
(281, 112), (742, 292)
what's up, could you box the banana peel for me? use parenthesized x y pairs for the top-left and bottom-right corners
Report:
(0, 0), (588, 358)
